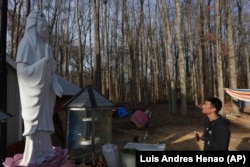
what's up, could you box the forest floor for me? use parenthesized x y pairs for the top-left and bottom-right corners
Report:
(112, 102), (250, 151)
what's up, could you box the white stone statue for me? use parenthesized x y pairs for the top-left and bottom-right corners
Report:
(16, 10), (63, 166)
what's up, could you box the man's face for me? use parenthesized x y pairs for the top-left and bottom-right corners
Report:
(36, 18), (48, 40)
(202, 101), (216, 114)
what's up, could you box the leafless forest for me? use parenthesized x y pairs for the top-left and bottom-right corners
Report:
(7, 0), (250, 114)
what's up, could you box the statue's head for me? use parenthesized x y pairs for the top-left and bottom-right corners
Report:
(26, 10), (48, 40)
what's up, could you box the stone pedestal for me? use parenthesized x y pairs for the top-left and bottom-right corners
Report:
(2, 147), (73, 167)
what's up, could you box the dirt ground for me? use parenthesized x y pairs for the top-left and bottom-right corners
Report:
(112, 103), (250, 151)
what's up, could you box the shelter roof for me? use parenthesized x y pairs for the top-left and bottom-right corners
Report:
(56, 75), (81, 96)
(64, 85), (114, 108)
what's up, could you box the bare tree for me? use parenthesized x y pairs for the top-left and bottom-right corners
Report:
(123, 0), (137, 108)
(6, 0), (250, 109)
(88, 0), (93, 85)
(225, 0), (240, 115)
(235, 0), (250, 88)
(25, 0), (30, 17)
(215, 0), (224, 114)
(119, 0), (125, 103)
(175, 0), (187, 115)
(8, 0), (18, 59)
(147, 0), (160, 103)
(93, 0), (102, 92)
(160, 0), (176, 113)
(102, 0), (110, 98)
(75, 0), (83, 88)
(62, 0), (73, 80)
(246, 44), (250, 88)
(197, 0), (205, 104)
(139, 0), (148, 106)
(185, 0), (198, 105)
(13, 0), (23, 59)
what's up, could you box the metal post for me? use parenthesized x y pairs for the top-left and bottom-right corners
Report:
(0, 0), (8, 162)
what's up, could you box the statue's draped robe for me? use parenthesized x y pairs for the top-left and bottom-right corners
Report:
(16, 35), (56, 165)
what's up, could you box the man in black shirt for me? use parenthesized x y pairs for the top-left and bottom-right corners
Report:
(194, 97), (231, 150)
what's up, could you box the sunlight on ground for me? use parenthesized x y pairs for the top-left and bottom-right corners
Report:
(113, 108), (250, 151)
(160, 133), (176, 142)
(171, 132), (195, 144)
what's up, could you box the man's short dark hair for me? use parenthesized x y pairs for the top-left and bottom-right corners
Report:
(206, 97), (222, 113)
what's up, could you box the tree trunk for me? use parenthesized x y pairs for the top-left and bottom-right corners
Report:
(63, 0), (72, 80)
(226, 0), (240, 115)
(175, 0), (187, 115)
(140, 0), (148, 107)
(215, 0), (224, 114)
(103, 0), (110, 98)
(119, 0), (125, 103)
(185, 0), (198, 106)
(123, 0), (136, 108)
(160, 0), (176, 113)
(25, 0), (30, 17)
(89, 0), (93, 85)
(246, 46), (250, 88)
(93, 0), (102, 92)
(75, 0), (83, 88)
(197, 0), (205, 104)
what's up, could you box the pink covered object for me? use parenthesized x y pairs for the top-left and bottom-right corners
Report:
(2, 147), (73, 167)
(130, 110), (149, 128)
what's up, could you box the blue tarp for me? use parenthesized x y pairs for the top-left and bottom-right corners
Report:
(117, 107), (128, 118)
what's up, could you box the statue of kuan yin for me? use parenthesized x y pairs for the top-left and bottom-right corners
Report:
(16, 10), (63, 166)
